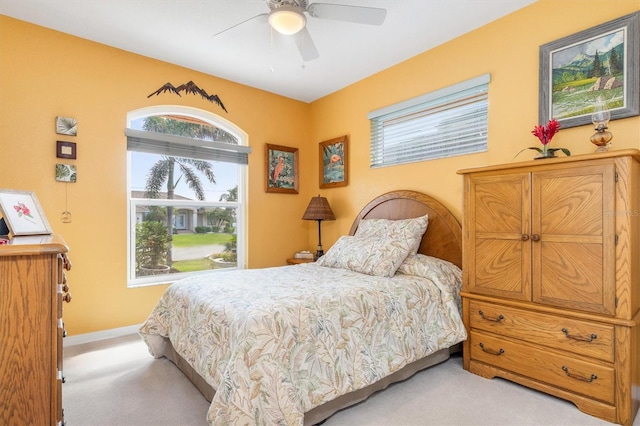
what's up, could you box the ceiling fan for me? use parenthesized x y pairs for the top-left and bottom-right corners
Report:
(212, 0), (387, 61)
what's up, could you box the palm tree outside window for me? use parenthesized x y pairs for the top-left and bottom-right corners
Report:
(126, 106), (249, 287)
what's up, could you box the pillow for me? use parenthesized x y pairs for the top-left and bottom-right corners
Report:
(354, 214), (428, 255)
(316, 235), (414, 277)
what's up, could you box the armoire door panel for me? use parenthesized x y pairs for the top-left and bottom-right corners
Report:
(536, 173), (605, 236)
(469, 172), (531, 300)
(535, 241), (613, 315)
(532, 164), (615, 316)
(473, 176), (529, 234)
(472, 239), (530, 300)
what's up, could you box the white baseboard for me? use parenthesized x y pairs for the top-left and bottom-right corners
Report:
(64, 324), (141, 347)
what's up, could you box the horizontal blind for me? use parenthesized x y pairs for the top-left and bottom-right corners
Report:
(369, 74), (489, 168)
(126, 128), (251, 165)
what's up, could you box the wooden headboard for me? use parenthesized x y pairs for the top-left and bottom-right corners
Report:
(348, 190), (462, 268)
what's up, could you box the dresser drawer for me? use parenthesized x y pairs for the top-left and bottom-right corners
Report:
(469, 300), (614, 363)
(470, 330), (614, 405)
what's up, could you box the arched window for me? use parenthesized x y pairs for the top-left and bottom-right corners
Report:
(126, 106), (250, 287)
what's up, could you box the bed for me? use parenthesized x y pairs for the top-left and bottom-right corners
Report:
(139, 190), (466, 425)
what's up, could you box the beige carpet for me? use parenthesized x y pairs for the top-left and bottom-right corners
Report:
(63, 334), (636, 426)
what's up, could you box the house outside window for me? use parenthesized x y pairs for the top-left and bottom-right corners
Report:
(126, 106), (250, 287)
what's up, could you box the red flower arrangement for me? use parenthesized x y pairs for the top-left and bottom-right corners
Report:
(532, 118), (561, 145)
(519, 119), (570, 159)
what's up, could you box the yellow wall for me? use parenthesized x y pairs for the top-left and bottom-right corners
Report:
(309, 0), (640, 247)
(0, 16), (314, 334)
(1, 0), (638, 335)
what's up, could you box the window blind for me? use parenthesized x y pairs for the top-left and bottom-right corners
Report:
(125, 128), (251, 165)
(368, 74), (490, 168)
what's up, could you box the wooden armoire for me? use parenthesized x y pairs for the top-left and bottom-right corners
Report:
(458, 149), (639, 425)
(0, 234), (72, 425)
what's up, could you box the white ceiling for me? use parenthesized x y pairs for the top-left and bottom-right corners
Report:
(0, 0), (537, 102)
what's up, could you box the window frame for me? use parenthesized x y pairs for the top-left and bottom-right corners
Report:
(126, 105), (249, 288)
(368, 74), (490, 168)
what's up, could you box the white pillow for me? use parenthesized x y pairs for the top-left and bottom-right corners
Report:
(316, 235), (413, 277)
(354, 214), (428, 255)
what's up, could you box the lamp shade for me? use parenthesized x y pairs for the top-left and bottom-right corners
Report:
(268, 6), (306, 35)
(302, 195), (335, 221)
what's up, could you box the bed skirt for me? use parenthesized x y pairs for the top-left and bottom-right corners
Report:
(164, 337), (459, 425)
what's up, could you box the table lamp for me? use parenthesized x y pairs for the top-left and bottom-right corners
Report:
(302, 195), (335, 259)
(590, 95), (613, 152)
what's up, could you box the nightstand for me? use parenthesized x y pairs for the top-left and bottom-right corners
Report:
(286, 258), (315, 265)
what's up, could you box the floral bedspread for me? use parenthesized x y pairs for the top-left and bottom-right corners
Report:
(139, 261), (466, 425)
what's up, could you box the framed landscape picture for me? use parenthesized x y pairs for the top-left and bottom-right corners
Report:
(319, 135), (348, 189)
(538, 12), (639, 128)
(265, 143), (299, 194)
(0, 190), (52, 236)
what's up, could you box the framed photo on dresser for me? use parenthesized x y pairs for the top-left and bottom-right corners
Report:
(0, 189), (52, 236)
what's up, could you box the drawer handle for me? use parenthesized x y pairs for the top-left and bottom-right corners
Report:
(562, 366), (597, 383)
(62, 293), (72, 304)
(479, 342), (504, 356)
(478, 310), (505, 322)
(561, 328), (597, 342)
(62, 253), (72, 271)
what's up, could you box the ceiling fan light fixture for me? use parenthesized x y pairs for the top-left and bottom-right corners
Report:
(268, 6), (306, 35)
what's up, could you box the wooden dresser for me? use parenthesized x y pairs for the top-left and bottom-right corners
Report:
(458, 150), (640, 425)
(0, 234), (72, 425)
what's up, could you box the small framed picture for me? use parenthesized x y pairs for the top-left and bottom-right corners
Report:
(265, 144), (298, 194)
(56, 141), (77, 159)
(56, 116), (77, 136)
(56, 164), (77, 182)
(319, 135), (348, 188)
(0, 190), (52, 236)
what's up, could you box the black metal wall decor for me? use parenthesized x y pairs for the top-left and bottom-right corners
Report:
(147, 80), (228, 112)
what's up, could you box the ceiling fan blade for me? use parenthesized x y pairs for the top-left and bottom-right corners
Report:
(293, 27), (319, 61)
(307, 3), (386, 25)
(212, 13), (268, 38)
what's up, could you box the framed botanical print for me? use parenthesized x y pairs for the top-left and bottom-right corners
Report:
(56, 164), (77, 182)
(265, 143), (299, 194)
(539, 12), (639, 128)
(56, 116), (78, 136)
(319, 135), (348, 188)
(0, 190), (52, 236)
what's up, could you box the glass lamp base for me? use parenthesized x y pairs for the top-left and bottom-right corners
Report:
(591, 128), (612, 152)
